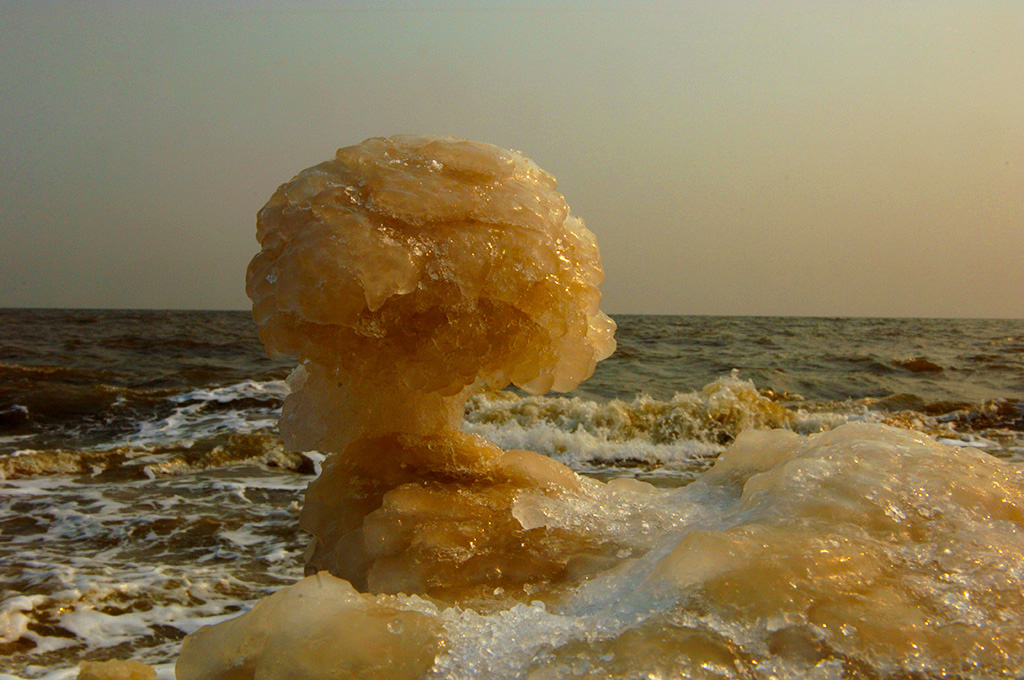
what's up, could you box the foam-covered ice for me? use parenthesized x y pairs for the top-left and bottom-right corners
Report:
(177, 424), (1024, 678)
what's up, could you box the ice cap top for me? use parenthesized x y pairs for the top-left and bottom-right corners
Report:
(247, 135), (616, 397)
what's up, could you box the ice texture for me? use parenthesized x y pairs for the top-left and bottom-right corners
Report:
(246, 134), (615, 446)
(177, 575), (441, 680)
(243, 136), (617, 596)
(176, 137), (1024, 679)
(179, 424), (1024, 678)
(78, 659), (155, 680)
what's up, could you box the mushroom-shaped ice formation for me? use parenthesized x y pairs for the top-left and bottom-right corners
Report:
(247, 135), (615, 448)
(178, 138), (1024, 680)
(246, 136), (616, 597)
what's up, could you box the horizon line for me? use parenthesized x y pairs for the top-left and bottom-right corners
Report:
(1, 306), (1020, 322)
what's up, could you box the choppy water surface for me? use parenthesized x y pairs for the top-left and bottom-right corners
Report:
(1, 310), (1022, 678)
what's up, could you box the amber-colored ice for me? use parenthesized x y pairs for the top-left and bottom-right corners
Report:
(78, 660), (155, 680)
(242, 135), (616, 599)
(177, 137), (1024, 679)
(177, 576), (441, 680)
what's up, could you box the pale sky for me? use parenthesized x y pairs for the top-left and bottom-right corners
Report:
(2, 1), (1022, 317)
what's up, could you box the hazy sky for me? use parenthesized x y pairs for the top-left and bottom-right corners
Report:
(2, 1), (1022, 317)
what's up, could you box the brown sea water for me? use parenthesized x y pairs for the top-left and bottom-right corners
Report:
(1, 309), (1022, 678)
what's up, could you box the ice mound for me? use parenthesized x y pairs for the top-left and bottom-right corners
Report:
(175, 136), (1024, 679)
(180, 424), (1024, 678)
(638, 423), (1024, 675)
(241, 136), (618, 597)
(177, 575), (441, 680)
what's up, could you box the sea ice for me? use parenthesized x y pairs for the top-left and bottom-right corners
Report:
(243, 135), (618, 598)
(176, 137), (1024, 679)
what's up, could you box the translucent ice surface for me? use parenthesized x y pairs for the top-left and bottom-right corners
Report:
(180, 424), (1024, 679)
(242, 136), (618, 596)
(176, 138), (1024, 679)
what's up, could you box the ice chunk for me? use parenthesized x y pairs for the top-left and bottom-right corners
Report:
(243, 136), (617, 593)
(176, 573), (441, 680)
(178, 136), (1024, 679)
(246, 135), (615, 450)
(78, 660), (155, 680)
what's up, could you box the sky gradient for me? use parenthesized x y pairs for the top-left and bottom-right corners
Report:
(2, 1), (1022, 317)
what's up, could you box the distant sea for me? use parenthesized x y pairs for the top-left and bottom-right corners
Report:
(1, 309), (1022, 677)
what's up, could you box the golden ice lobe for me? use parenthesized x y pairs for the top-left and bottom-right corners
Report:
(247, 135), (614, 433)
(245, 136), (616, 595)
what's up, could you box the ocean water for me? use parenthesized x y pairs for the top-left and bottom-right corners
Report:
(1, 309), (1022, 678)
